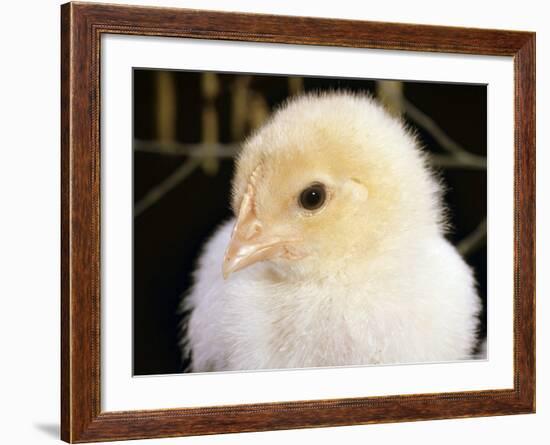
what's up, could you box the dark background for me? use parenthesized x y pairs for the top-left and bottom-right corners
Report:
(133, 69), (487, 376)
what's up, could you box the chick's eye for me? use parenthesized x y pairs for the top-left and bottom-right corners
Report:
(299, 183), (326, 211)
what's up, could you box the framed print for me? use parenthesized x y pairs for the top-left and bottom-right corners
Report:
(61, 2), (535, 442)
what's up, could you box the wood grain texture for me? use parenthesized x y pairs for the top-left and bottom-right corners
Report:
(60, 2), (536, 442)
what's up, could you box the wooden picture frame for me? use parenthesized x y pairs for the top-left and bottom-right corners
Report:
(61, 2), (535, 442)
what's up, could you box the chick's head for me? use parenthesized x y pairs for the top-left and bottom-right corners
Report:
(223, 92), (444, 280)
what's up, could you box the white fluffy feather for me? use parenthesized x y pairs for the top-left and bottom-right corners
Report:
(181, 92), (481, 372)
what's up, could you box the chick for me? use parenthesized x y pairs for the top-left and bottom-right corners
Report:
(181, 92), (481, 372)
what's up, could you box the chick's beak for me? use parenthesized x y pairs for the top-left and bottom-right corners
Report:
(223, 183), (301, 279)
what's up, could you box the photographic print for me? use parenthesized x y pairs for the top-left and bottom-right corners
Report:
(133, 70), (488, 375)
(61, 3), (534, 441)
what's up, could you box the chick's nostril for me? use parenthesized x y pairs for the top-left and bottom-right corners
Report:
(244, 221), (262, 240)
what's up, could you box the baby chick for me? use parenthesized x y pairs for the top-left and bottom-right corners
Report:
(181, 92), (481, 372)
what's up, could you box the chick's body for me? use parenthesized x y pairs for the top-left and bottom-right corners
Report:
(182, 92), (481, 372)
